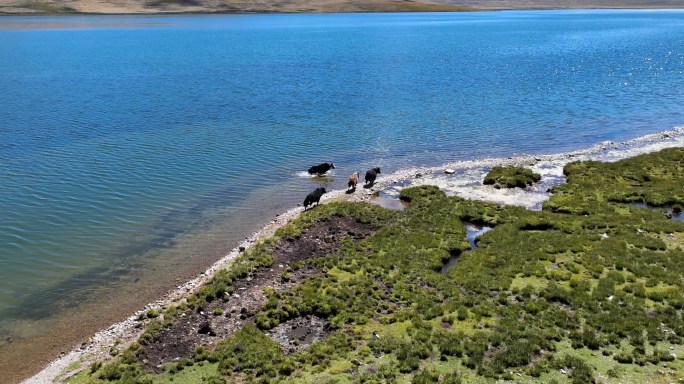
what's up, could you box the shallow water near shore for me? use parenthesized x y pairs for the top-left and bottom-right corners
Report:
(441, 224), (493, 274)
(2, 10), (684, 383)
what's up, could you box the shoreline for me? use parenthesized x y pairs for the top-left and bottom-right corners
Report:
(23, 126), (684, 383)
(2, 3), (684, 17)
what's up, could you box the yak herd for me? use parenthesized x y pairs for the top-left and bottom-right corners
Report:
(303, 162), (381, 210)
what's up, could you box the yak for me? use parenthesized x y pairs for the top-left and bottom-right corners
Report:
(308, 162), (335, 175)
(364, 167), (381, 186)
(347, 172), (360, 191)
(303, 187), (326, 209)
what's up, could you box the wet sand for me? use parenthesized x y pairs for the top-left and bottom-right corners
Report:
(21, 127), (683, 383)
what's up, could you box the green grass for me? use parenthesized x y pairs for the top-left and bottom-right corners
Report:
(152, 362), (220, 384)
(77, 148), (684, 384)
(325, 266), (360, 283)
(483, 165), (542, 189)
(64, 367), (90, 384)
(510, 274), (548, 290)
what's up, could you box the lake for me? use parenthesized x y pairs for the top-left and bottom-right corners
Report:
(1, 10), (683, 382)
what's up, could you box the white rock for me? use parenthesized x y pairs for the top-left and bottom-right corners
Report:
(444, 169), (455, 174)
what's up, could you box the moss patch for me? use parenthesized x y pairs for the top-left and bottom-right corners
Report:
(483, 166), (542, 189)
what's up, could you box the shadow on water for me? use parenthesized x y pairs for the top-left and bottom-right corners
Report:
(441, 223), (493, 274)
(2, 253), (165, 323)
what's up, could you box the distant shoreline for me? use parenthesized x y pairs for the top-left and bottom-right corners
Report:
(1, 1), (683, 16)
(2, 5), (683, 30)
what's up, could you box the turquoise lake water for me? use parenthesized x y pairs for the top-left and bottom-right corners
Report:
(1, 10), (684, 364)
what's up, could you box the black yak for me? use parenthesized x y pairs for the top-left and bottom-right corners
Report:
(303, 187), (326, 209)
(364, 167), (381, 186)
(308, 162), (335, 175)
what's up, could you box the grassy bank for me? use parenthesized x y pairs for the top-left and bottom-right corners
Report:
(66, 148), (683, 383)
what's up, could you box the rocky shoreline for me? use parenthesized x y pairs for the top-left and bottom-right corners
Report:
(23, 127), (684, 383)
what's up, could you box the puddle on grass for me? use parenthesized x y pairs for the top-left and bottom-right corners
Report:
(628, 203), (684, 222)
(440, 255), (460, 274)
(668, 210), (684, 222)
(441, 224), (493, 274)
(465, 224), (493, 249)
(369, 184), (409, 211)
(371, 196), (408, 211)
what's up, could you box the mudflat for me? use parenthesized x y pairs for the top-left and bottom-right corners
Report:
(0, 0), (682, 14)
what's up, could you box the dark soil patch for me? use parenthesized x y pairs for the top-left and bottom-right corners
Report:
(266, 315), (331, 354)
(137, 216), (376, 372)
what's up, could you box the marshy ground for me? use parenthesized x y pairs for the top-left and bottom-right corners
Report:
(63, 147), (684, 383)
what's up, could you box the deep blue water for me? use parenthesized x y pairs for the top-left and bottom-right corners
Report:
(1, 11), (683, 346)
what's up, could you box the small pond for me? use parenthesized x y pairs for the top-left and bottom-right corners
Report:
(441, 224), (493, 274)
(629, 202), (684, 222)
(368, 184), (409, 211)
